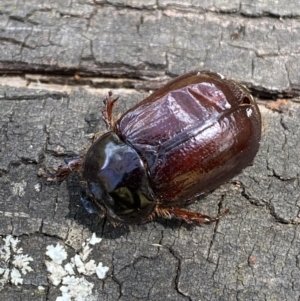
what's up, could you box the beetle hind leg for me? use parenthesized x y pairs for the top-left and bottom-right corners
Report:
(153, 206), (229, 225)
(102, 91), (119, 130)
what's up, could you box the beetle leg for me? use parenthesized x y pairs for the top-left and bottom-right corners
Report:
(54, 156), (83, 181)
(154, 206), (229, 224)
(102, 91), (119, 130)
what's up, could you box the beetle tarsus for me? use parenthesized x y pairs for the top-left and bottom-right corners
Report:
(102, 91), (119, 130)
(55, 156), (83, 181)
(154, 206), (229, 225)
(38, 168), (57, 182)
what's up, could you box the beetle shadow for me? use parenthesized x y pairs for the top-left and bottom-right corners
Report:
(153, 216), (198, 231)
(63, 174), (131, 239)
(61, 174), (209, 237)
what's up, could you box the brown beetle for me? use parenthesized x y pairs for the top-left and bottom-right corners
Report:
(53, 71), (261, 225)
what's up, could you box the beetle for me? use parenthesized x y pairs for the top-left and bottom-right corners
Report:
(52, 71), (261, 225)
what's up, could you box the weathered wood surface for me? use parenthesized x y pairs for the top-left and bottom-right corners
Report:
(1, 1), (300, 300)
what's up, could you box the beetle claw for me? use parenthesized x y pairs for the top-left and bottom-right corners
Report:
(38, 168), (57, 181)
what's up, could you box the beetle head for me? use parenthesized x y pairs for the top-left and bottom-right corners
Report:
(82, 132), (156, 224)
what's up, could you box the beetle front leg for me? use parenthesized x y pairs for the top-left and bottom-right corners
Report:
(55, 156), (83, 181)
(102, 91), (119, 130)
(39, 157), (83, 181)
(154, 206), (229, 225)
(39, 156), (83, 182)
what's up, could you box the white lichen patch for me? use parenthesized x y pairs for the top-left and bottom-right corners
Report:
(34, 183), (42, 192)
(45, 261), (68, 286)
(87, 233), (102, 246)
(59, 276), (94, 300)
(95, 262), (109, 280)
(45, 233), (109, 301)
(46, 244), (68, 264)
(79, 245), (92, 262)
(0, 235), (34, 289)
(11, 180), (27, 197)
(12, 254), (33, 274)
(38, 285), (45, 291)
(64, 263), (75, 276)
(10, 268), (23, 286)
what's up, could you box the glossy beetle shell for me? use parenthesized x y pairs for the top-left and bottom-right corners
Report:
(115, 71), (261, 204)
